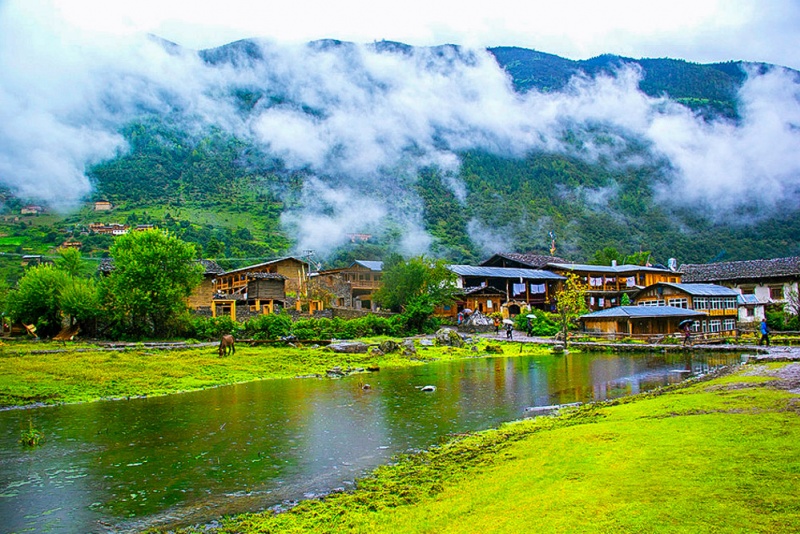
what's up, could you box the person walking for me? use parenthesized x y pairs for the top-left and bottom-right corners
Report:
(505, 322), (513, 340)
(758, 318), (770, 346)
(682, 323), (692, 346)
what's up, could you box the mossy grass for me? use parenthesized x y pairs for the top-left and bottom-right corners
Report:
(0, 338), (549, 408)
(171, 364), (800, 534)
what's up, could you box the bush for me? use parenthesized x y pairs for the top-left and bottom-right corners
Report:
(189, 316), (241, 340)
(513, 309), (560, 336)
(241, 312), (293, 340)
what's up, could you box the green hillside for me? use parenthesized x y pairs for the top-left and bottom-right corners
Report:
(0, 42), (797, 282)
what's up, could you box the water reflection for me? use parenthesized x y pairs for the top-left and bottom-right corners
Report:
(0, 351), (743, 533)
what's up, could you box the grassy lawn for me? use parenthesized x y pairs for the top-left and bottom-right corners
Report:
(0, 339), (524, 408)
(191, 362), (800, 534)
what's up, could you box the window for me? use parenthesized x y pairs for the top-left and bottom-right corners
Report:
(741, 286), (755, 295)
(668, 298), (688, 309)
(710, 297), (724, 310)
(487, 300), (493, 308)
(639, 300), (665, 306)
(723, 319), (736, 331)
(770, 285), (784, 300)
(709, 320), (722, 333)
(693, 297), (708, 310)
(724, 297), (737, 309)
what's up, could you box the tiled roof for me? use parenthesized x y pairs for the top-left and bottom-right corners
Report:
(679, 257), (800, 282)
(481, 252), (567, 268)
(245, 272), (286, 280)
(448, 265), (565, 280)
(198, 259), (225, 275)
(581, 306), (706, 320)
(463, 285), (507, 295)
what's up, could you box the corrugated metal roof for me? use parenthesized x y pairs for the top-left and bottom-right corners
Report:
(353, 260), (384, 271)
(581, 306), (707, 319)
(656, 283), (739, 296)
(448, 265), (566, 280)
(548, 263), (674, 274)
(737, 294), (761, 305)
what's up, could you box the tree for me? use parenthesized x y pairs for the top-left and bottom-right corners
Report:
(54, 247), (85, 278)
(101, 229), (203, 338)
(553, 272), (588, 347)
(373, 255), (459, 333)
(5, 265), (70, 337)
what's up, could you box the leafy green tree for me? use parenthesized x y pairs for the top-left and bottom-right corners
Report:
(373, 255), (459, 333)
(54, 247), (85, 278)
(5, 265), (70, 337)
(554, 272), (588, 347)
(59, 278), (102, 337)
(101, 229), (203, 338)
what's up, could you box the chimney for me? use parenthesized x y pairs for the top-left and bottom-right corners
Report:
(611, 260), (617, 267)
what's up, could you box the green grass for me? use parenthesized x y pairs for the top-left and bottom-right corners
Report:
(187, 364), (800, 534)
(0, 339), (534, 408)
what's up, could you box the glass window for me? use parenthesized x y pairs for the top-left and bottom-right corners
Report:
(723, 319), (736, 331)
(770, 286), (784, 299)
(709, 320), (721, 333)
(668, 298), (688, 309)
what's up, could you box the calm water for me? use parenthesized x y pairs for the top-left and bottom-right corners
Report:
(0, 351), (744, 533)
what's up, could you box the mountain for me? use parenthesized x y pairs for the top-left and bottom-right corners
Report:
(2, 39), (799, 277)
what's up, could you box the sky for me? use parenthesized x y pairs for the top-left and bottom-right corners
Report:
(1, 0), (800, 257)
(39, 0), (800, 70)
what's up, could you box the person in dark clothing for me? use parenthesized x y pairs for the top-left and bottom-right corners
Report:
(505, 323), (513, 340)
(758, 318), (770, 346)
(682, 323), (691, 346)
(526, 317), (533, 337)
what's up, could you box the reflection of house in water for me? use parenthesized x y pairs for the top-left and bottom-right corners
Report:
(444, 264), (565, 317)
(314, 261), (383, 311)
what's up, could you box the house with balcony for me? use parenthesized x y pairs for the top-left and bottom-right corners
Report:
(679, 257), (800, 323)
(313, 260), (383, 311)
(445, 264), (565, 317)
(546, 262), (681, 311)
(633, 282), (740, 336)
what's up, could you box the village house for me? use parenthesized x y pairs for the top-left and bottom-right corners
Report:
(633, 282), (740, 336)
(580, 306), (706, 338)
(20, 205), (44, 215)
(211, 257), (312, 319)
(546, 261), (681, 311)
(680, 257), (800, 323)
(444, 264), (565, 318)
(187, 259), (225, 310)
(89, 223), (129, 235)
(313, 260), (383, 311)
(93, 201), (113, 211)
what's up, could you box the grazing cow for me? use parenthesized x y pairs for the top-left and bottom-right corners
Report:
(218, 334), (235, 357)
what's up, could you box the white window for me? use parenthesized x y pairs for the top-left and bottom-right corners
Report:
(709, 320), (722, 333)
(668, 298), (688, 309)
(723, 319), (736, 331)
(693, 297), (708, 310)
(487, 300), (493, 309)
(724, 297), (737, 309)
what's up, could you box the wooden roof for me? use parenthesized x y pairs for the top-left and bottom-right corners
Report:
(680, 257), (800, 283)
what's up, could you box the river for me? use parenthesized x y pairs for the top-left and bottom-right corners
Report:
(0, 350), (744, 533)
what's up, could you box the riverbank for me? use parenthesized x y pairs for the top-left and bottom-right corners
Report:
(0, 337), (548, 408)
(169, 361), (800, 534)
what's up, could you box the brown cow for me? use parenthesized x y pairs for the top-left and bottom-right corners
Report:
(218, 334), (235, 357)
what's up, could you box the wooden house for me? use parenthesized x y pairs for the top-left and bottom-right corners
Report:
(546, 262), (680, 311)
(444, 264), (565, 317)
(93, 201), (113, 211)
(633, 282), (739, 336)
(212, 273), (287, 320)
(314, 260), (383, 310)
(20, 205), (44, 215)
(212, 256), (309, 297)
(680, 257), (800, 324)
(580, 306), (706, 337)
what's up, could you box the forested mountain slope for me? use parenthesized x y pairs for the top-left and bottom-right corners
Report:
(4, 39), (799, 273)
